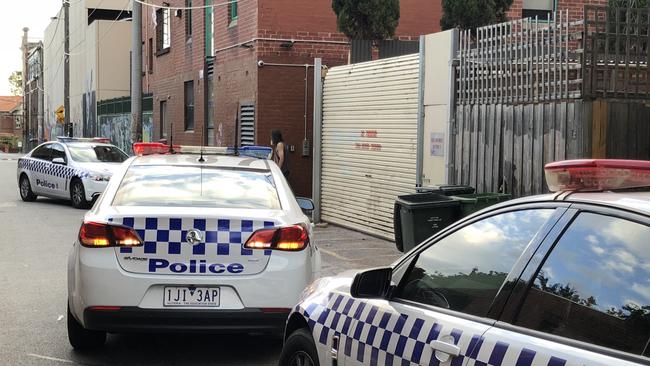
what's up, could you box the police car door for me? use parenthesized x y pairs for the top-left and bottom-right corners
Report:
(26, 143), (53, 196)
(339, 207), (562, 366)
(48, 143), (70, 198)
(482, 207), (650, 366)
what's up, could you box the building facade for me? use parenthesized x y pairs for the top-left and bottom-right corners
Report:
(43, 0), (133, 147)
(507, 0), (608, 21)
(143, 0), (442, 196)
(0, 96), (23, 152)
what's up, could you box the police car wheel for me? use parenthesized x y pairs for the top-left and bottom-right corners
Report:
(70, 179), (90, 209)
(19, 175), (37, 202)
(67, 305), (106, 349)
(278, 329), (320, 366)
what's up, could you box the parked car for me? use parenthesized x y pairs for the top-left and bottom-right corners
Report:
(17, 137), (128, 208)
(67, 143), (320, 349)
(280, 159), (650, 366)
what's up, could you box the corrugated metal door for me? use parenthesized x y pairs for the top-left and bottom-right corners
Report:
(321, 54), (419, 240)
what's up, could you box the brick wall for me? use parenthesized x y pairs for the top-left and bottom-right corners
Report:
(0, 114), (15, 135)
(507, 0), (608, 22)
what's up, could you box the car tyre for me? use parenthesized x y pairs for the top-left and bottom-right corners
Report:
(70, 179), (90, 209)
(278, 328), (320, 366)
(19, 175), (37, 202)
(67, 305), (106, 349)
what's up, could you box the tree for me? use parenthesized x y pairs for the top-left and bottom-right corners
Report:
(8, 71), (22, 96)
(332, 0), (400, 40)
(440, 0), (513, 31)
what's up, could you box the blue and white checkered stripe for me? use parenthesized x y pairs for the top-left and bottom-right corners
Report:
(18, 158), (89, 179)
(111, 217), (276, 256)
(299, 293), (569, 366)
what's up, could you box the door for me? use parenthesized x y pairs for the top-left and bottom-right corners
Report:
(340, 208), (559, 365)
(28, 143), (53, 195)
(484, 210), (650, 365)
(48, 143), (69, 198)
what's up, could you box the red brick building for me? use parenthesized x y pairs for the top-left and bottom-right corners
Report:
(507, 0), (608, 21)
(142, 0), (442, 196)
(0, 96), (23, 152)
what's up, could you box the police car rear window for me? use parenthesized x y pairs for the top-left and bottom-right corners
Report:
(68, 145), (128, 163)
(112, 165), (281, 209)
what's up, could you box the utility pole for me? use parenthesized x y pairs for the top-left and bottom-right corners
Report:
(63, 0), (71, 137)
(131, 0), (143, 145)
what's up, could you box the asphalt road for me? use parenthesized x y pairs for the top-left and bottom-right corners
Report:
(0, 153), (400, 366)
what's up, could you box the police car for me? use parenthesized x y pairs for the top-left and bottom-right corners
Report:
(67, 143), (321, 349)
(280, 159), (650, 366)
(17, 137), (129, 209)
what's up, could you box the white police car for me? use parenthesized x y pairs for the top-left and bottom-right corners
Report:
(280, 159), (650, 366)
(67, 143), (321, 349)
(17, 137), (129, 209)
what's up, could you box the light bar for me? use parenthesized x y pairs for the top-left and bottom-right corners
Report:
(545, 159), (650, 192)
(132, 142), (272, 159)
(57, 136), (111, 143)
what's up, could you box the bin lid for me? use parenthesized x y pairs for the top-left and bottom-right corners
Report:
(416, 185), (476, 196)
(396, 193), (461, 208)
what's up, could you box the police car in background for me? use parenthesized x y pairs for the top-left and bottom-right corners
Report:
(67, 143), (320, 349)
(280, 159), (650, 366)
(17, 137), (129, 209)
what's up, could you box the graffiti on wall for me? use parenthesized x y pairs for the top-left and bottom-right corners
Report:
(98, 112), (153, 154)
(82, 90), (97, 137)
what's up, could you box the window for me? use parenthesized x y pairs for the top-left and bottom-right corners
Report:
(515, 213), (650, 355)
(67, 146), (128, 163)
(239, 104), (255, 146)
(160, 100), (168, 139)
(184, 81), (194, 131)
(113, 165), (281, 209)
(148, 38), (153, 73)
(32, 144), (52, 161)
(185, 0), (192, 41)
(228, 0), (237, 24)
(396, 209), (555, 317)
(51, 144), (67, 163)
(522, 0), (555, 21)
(156, 6), (171, 52)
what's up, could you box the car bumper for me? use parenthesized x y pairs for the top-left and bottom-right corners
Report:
(83, 307), (289, 333)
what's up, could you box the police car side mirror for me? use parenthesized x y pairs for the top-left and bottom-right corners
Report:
(52, 157), (66, 165)
(350, 267), (393, 299)
(296, 197), (314, 216)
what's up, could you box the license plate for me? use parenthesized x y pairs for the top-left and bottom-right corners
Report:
(163, 286), (220, 307)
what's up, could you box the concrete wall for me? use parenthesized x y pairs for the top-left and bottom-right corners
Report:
(422, 30), (457, 186)
(43, 8), (65, 141)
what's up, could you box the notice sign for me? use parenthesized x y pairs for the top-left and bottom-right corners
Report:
(430, 133), (445, 156)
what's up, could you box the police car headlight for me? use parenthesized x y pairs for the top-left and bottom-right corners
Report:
(89, 174), (111, 182)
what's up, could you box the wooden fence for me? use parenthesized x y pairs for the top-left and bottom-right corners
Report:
(583, 6), (650, 99)
(451, 101), (650, 197)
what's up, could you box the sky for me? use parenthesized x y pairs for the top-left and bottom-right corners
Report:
(1, 1), (63, 96)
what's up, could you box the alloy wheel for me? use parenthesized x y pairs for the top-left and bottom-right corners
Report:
(289, 351), (315, 366)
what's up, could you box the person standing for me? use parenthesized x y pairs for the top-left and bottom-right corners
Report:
(271, 130), (290, 178)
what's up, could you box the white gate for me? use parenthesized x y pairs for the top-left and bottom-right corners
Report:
(320, 54), (419, 240)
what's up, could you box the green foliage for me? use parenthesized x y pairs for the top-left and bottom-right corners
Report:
(331, 0), (400, 40)
(440, 0), (513, 31)
(8, 71), (22, 96)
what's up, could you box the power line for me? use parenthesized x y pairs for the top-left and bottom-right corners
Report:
(134, 0), (241, 10)
(43, 10), (63, 49)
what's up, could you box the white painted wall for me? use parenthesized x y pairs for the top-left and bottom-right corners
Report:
(43, 8), (65, 140)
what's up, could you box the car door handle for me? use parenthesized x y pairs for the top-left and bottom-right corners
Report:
(430, 340), (461, 357)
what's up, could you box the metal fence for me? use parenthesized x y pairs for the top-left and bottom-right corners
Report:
(583, 5), (650, 99)
(458, 10), (584, 104)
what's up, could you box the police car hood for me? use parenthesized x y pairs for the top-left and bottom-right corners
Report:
(75, 162), (123, 177)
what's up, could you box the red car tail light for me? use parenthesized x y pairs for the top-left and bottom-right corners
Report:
(79, 222), (143, 248)
(243, 225), (310, 252)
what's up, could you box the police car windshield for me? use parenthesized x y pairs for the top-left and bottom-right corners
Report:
(68, 145), (128, 163)
(112, 165), (281, 209)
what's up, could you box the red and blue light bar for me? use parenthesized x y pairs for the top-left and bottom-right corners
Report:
(545, 159), (650, 192)
(132, 142), (272, 159)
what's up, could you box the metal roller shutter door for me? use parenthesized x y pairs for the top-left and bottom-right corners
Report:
(321, 54), (419, 240)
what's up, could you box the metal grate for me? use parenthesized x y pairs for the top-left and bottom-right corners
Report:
(239, 104), (255, 146)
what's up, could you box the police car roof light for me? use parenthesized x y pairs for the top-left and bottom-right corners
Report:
(133, 142), (272, 159)
(57, 136), (111, 144)
(244, 225), (309, 252)
(544, 159), (650, 192)
(132, 142), (176, 156)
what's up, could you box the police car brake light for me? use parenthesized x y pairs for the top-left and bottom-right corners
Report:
(132, 142), (175, 156)
(79, 222), (143, 248)
(545, 159), (650, 192)
(244, 225), (309, 252)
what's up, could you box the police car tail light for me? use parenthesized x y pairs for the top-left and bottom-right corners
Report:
(545, 159), (650, 192)
(79, 222), (143, 248)
(244, 225), (309, 252)
(132, 142), (176, 156)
